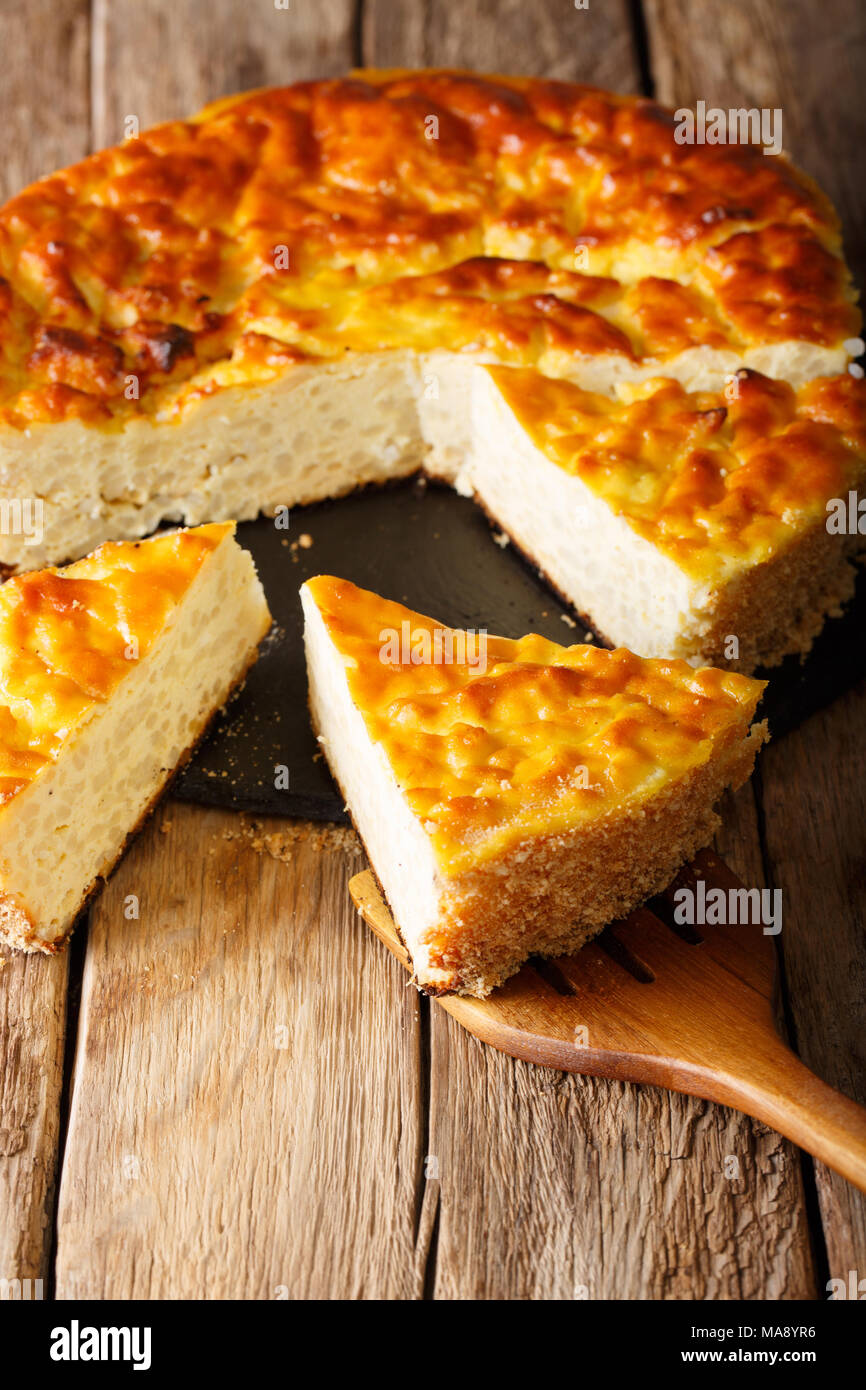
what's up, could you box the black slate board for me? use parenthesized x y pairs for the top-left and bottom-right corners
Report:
(173, 479), (866, 820)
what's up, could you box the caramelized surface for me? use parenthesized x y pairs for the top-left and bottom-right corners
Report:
(486, 366), (866, 579)
(0, 523), (231, 804)
(0, 70), (857, 427)
(305, 575), (766, 872)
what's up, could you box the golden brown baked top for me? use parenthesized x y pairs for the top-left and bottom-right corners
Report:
(0, 69), (858, 427)
(0, 522), (232, 807)
(305, 575), (766, 872)
(485, 365), (866, 580)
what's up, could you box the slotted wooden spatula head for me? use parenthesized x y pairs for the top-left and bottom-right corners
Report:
(349, 847), (866, 1192)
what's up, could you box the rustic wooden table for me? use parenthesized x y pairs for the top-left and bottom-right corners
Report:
(1, 0), (863, 1301)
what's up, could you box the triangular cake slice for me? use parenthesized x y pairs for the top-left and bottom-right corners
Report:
(468, 365), (866, 672)
(0, 523), (271, 952)
(302, 575), (767, 998)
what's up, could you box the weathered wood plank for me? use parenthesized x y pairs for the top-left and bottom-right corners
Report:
(91, 0), (358, 147)
(1, 0), (91, 192)
(55, 806), (428, 1299)
(0, 0), (90, 1294)
(430, 1029), (814, 1300)
(362, 0), (638, 91)
(761, 690), (866, 1286)
(0, 952), (70, 1295)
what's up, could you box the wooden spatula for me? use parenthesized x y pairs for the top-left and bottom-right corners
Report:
(349, 847), (866, 1192)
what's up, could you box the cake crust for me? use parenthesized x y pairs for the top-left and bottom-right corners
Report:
(0, 71), (857, 432)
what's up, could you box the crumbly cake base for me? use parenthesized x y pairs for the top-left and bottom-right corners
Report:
(412, 722), (767, 998)
(696, 523), (862, 672)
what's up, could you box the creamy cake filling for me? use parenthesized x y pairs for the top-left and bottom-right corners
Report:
(464, 366), (714, 661)
(301, 584), (449, 989)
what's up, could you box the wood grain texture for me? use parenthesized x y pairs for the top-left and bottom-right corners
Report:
(761, 688), (866, 1286)
(55, 807), (428, 1299)
(0, 0), (91, 194)
(428, 1024), (813, 1299)
(645, 0), (866, 287)
(90, 0), (358, 148)
(0, 0), (89, 1292)
(363, 0), (640, 91)
(0, 951), (70, 1291)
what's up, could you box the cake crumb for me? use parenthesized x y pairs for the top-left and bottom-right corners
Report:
(223, 815), (359, 862)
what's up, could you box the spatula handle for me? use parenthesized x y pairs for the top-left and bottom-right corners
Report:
(721, 1037), (866, 1192)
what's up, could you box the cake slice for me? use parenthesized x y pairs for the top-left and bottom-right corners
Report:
(302, 575), (767, 998)
(467, 365), (866, 671)
(0, 522), (271, 952)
